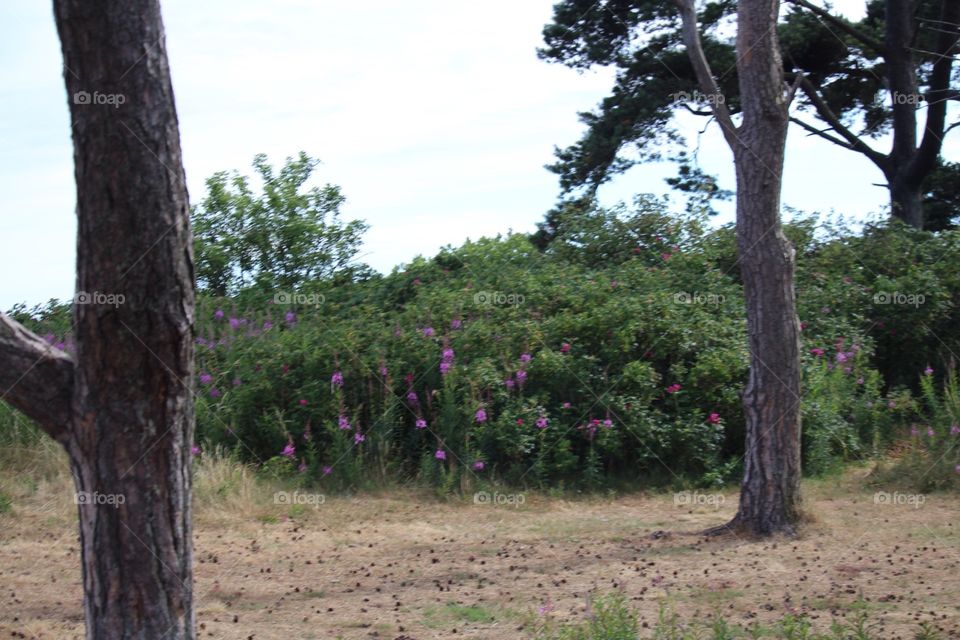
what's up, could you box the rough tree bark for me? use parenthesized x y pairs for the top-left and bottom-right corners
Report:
(675, 0), (803, 535)
(0, 1), (195, 637)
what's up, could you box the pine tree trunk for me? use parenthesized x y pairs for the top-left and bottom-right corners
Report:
(45, 1), (194, 637)
(728, 0), (803, 536)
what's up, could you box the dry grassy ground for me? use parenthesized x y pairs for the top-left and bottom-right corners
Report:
(0, 453), (958, 639)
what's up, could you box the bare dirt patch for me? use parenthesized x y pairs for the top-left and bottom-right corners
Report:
(1, 471), (958, 639)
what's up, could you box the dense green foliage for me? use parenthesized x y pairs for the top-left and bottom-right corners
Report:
(7, 198), (959, 493)
(192, 152), (369, 296)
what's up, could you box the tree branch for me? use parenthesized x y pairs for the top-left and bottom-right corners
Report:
(672, 0), (739, 148)
(789, 116), (856, 149)
(796, 75), (888, 170)
(785, 0), (886, 55)
(0, 313), (74, 441)
(909, 0), (960, 184)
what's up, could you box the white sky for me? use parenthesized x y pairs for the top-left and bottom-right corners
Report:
(1, 0), (956, 309)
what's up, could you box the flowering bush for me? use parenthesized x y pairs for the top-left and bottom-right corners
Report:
(7, 204), (957, 492)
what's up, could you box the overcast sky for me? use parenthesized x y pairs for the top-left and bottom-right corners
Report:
(1, 0), (956, 310)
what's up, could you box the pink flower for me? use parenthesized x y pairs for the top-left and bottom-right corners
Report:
(440, 361), (451, 375)
(927, 427), (935, 437)
(435, 449), (446, 460)
(331, 371), (344, 387)
(472, 460), (485, 471)
(338, 415), (351, 430)
(924, 366), (934, 376)
(666, 383), (681, 394)
(560, 342), (571, 353)
(505, 378), (515, 390)
(415, 419), (427, 430)
(199, 373), (213, 385)
(950, 425), (960, 435)
(536, 416), (549, 429)
(299, 398), (308, 406)
(562, 402), (572, 409)
(475, 409), (487, 423)
(406, 390), (418, 404)
(354, 432), (365, 443)
(602, 419), (613, 428)
(190, 445), (201, 456)
(810, 348), (825, 357)
(209, 387), (221, 398)
(516, 369), (527, 384)
(707, 412), (721, 424)
(516, 418), (524, 425)
(520, 353), (532, 363)
(281, 442), (296, 458)
(322, 465), (333, 476)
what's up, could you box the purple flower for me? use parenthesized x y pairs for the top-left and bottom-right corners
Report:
(281, 442), (296, 458)
(263, 320), (273, 330)
(209, 387), (221, 398)
(229, 317), (240, 330)
(199, 372), (213, 385)
(190, 445), (201, 457)
(924, 366), (934, 376)
(440, 361), (451, 375)
(504, 378), (515, 390)
(407, 390), (418, 404)
(214, 309), (224, 320)
(475, 409), (487, 423)
(516, 369), (527, 384)
(322, 465), (333, 476)
(285, 311), (296, 325)
(354, 432), (365, 444)
(888, 400), (897, 409)
(338, 415), (352, 430)
(331, 371), (344, 388)
(836, 352), (848, 363)
(379, 365), (389, 377)
(472, 460), (485, 471)
(422, 326), (435, 337)
(927, 427), (935, 437)
(442, 348), (455, 361)
(415, 419), (427, 430)
(857, 377), (865, 385)
(951, 425), (960, 435)
(435, 449), (446, 460)
(562, 402), (572, 409)
(298, 460), (308, 473)
(536, 416), (549, 429)
(451, 319), (462, 329)
(520, 353), (532, 363)
(602, 419), (613, 428)
(810, 347), (825, 357)
(561, 342), (571, 353)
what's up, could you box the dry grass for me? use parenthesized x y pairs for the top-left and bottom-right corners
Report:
(1, 454), (958, 639)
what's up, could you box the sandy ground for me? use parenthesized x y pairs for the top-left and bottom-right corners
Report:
(1, 469), (958, 639)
